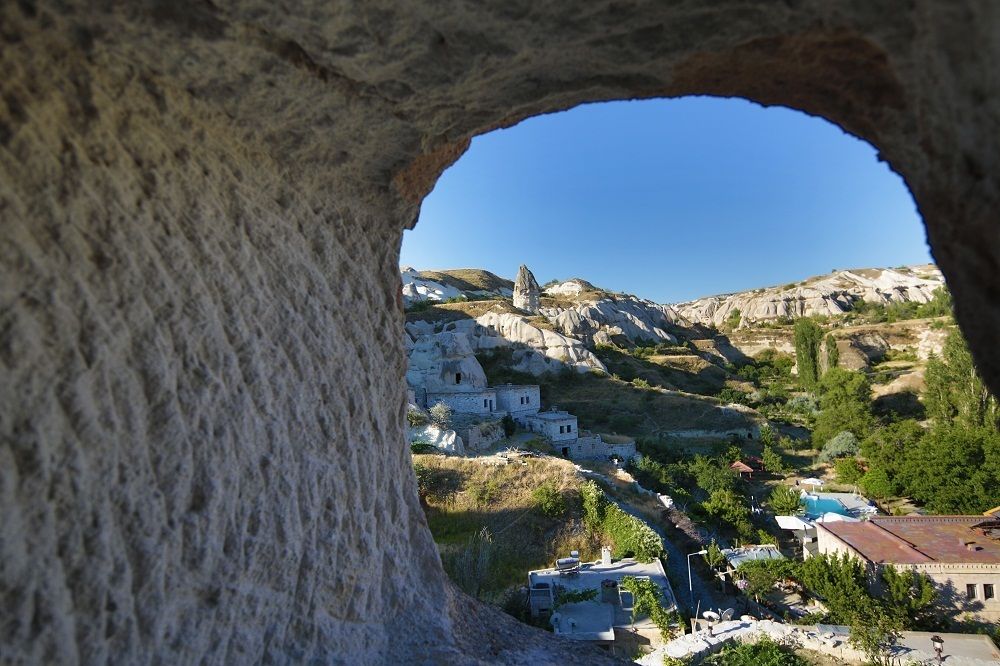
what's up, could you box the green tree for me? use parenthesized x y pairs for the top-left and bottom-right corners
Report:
(702, 489), (751, 536)
(799, 553), (873, 624)
(924, 329), (999, 430)
(761, 445), (787, 474)
(767, 484), (803, 515)
(881, 565), (938, 629)
(758, 423), (776, 448)
(793, 318), (824, 389)
(690, 456), (738, 496)
(849, 605), (902, 666)
(501, 414), (516, 437)
(898, 424), (1000, 513)
(825, 334), (840, 371)
(860, 420), (924, 496)
(859, 466), (895, 499)
(704, 539), (726, 570)
(812, 369), (874, 446)
(834, 457), (865, 484)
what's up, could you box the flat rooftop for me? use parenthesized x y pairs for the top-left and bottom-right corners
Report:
(530, 558), (675, 639)
(528, 411), (576, 421)
(819, 516), (1000, 565)
(721, 545), (784, 569)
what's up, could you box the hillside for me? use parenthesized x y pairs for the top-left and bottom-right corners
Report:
(675, 265), (944, 328)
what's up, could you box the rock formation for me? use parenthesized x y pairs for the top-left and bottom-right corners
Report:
(676, 266), (945, 328)
(513, 265), (541, 314)
(3, 2), (1000, 663)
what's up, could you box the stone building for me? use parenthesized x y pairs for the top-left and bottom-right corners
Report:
(523, 408), (579, 442)
(514, 264), (541, 314)
(494, 383), (541, 416)
(816, 515), (1000, 623)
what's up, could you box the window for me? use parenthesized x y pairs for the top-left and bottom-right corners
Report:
(966, 584), (977, 600)
(566, 424), (572, 433)
(525, 396), (530, 404)
(455, 372), (462, 384)
(985, 584), (995, 600)
(483, 399), (488, 408)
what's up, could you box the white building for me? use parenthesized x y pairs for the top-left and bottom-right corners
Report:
(528, 547), (676, 650)
(523, 409), (578, 442)
(493, 383), (540, 416)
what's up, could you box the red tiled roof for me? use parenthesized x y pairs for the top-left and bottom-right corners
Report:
(730, 460), (753, 473)
(820, 516), (1000, 565)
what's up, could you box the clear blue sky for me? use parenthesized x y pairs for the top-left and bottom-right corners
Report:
(401, 97), (931, 304)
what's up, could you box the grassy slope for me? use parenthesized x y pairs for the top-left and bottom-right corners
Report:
(478, 351), (758, 448)
(414, 454), (605, 601)
(418, 268), (514, 293)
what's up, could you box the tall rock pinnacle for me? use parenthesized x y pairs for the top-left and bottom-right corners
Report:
(513, 264), (541, 314)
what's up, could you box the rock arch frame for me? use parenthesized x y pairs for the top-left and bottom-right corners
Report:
(1, 1), (998, 663)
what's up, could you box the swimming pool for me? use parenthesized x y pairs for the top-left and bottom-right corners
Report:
(802, 495), (850, 518)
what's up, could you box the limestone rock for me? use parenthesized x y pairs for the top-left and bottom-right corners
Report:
(409, 424), (465, 455)
(406, 331), (489, 393)
(676, 266), (945, 328)
(513, 265), (541, 314)
(543, 295), (686, 347)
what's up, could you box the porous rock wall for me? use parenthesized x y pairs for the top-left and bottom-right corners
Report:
(1, 1), (999, 664)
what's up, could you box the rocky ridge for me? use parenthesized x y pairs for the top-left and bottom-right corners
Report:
(675, 265), (944, 328)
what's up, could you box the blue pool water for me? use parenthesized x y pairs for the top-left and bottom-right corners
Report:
(803, 496), (850, 518)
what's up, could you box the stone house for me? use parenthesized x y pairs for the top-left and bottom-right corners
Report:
(816, 515), (1000, 623)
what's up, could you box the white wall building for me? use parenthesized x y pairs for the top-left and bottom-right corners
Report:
(494, 384), (540, 417)
(426, 389), (498, 417)
(524, 410), (578, 443)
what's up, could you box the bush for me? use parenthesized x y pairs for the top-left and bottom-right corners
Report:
(410, 440), (437, 454)
(580, 481), (663, 562)
(407, 407), (429, 427)
(818, 431), (860, 462)
(502, 414), (516, 437)
(702, 636), (807, 666)
(532, 481), (566, 517)
(429, 401), (453, 429)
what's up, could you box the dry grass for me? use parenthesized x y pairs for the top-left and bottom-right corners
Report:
(413, 455), (607, 601)
(418, 268), (513, 293)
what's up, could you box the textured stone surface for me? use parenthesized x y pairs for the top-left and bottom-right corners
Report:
(512, 264), (541, 314)
(2, 1), (1000, 664)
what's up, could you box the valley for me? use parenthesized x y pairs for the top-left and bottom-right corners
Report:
(402, 262), (1000, 662)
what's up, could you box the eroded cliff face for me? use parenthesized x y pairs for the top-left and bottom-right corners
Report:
(2, 1), (1000, 663)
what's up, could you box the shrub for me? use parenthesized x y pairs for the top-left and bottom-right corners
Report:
(818, 431), (860, 462)
(406, 407), (429, 427)
(410, 440), (437, 454)
(532, 481), (566, 517)
(429, 401), (453, 429)
(469, 479), (501, 506)
(502, 414), (516, 437)
(580, 481), (663, 562)
(702, 636), (807, 666)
